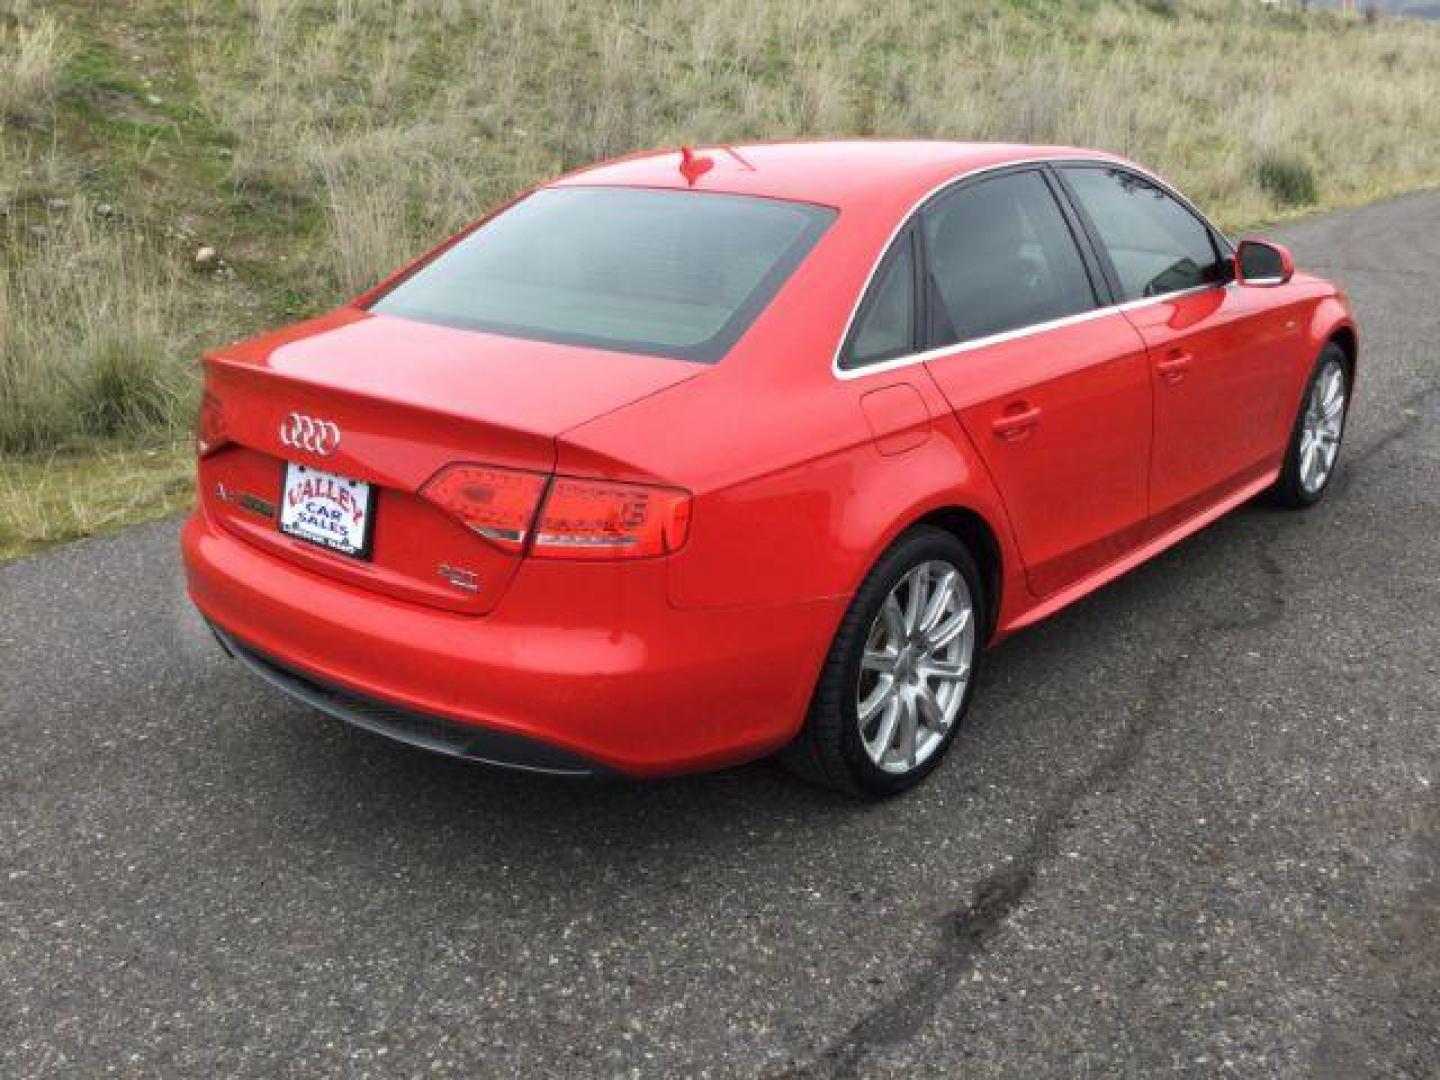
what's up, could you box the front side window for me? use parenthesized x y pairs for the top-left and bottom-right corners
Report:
(922, 170), (1098, 347)
(1061, 167), (1226, 301)
(371, 187), (835, 363)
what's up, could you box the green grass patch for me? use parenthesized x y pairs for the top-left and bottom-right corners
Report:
(0, 440), (192, 561)
(1253, 151), (1320, 208)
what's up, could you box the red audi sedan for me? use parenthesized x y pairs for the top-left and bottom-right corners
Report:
(183, 142), (1356, 795)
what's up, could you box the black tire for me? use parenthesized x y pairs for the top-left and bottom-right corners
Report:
(1271, 342), (1350, 509)
(781, 526), (985, 798)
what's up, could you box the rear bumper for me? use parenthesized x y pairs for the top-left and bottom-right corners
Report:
(182, 508), (844, 777)
(210, 625), (612, 776)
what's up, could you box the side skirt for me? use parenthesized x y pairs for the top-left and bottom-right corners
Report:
(999, 468), (1280, 637)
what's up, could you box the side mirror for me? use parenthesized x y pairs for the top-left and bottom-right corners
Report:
(1235, 239), (1295, 287)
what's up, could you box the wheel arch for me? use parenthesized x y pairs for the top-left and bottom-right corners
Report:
(1327, 322), (1359, 388)
(1305, 295), (1358, 387)
(905, 505), (1005, 644)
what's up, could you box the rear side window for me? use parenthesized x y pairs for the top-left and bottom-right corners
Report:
(371, 187), (835, 363)
(843, 230), (916, 368)
(922, 170), (1098, 346)
(1061, 166), (1226, 300)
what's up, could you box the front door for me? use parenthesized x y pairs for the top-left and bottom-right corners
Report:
(1120, 287), (1289, 533)
(1055, 164), (1287, 535)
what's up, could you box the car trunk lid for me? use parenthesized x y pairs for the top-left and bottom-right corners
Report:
(198, 309), (703, 614)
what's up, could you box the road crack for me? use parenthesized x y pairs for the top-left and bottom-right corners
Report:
(775, 541), (1287, 1078)
(1351, 381), (1440, 467)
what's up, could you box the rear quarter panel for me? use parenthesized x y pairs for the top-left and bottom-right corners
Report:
(558, 363), (1023, 621)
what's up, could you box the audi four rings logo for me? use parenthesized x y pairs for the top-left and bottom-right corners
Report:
(279, 413), (341, 456)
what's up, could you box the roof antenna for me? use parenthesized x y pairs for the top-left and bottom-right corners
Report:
(678, 146), (714, 186)
(718, 145), (755, 171)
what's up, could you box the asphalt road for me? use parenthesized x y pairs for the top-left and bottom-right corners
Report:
(4, 193), (1438, 1079)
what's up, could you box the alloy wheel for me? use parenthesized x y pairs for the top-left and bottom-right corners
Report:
(1299, 359), (1346, 494)
(856, 560), (975, 775)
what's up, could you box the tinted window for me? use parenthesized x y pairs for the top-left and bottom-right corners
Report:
(844, 231), (915, 368)
(371, 187), (835, 363)
(922, 170), (1097, 346)
(1062, 167), (1225, 300)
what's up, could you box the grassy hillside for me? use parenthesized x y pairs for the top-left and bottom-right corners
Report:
(2, 0), (1439, 558)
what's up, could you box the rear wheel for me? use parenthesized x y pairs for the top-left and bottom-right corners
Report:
(782, 526), (983, 797)
(1272, 343), (1349, 508)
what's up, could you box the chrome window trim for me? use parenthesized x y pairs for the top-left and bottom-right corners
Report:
(832, 156), (1236, 381)
(837, 285), (1226, 379)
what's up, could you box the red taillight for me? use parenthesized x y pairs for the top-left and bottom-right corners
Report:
(421, 464), (691, 560)
(419, 464), (548, 553)
(533, 477), (691, 560)
(196, 390), (227, 457)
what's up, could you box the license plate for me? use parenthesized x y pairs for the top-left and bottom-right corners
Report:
(278, 462), (374, 559)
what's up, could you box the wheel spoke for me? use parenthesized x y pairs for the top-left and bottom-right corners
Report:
(862, 648), (896, 673)
(1323, 370), (1343, 410)
(915, 685), (946, 733)
(858, 677), (893, 723)
(903, 565), (928, 634)
(880, 595), (906, 641)
(869, 697), (900, 759)
(896, 696), (919, 767)
(918, 569), (958, 637)
(926, 607), (971, 652)
(919, 659), (969, 684)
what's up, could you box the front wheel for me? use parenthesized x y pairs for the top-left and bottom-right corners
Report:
(781, 527), (983, 797)
(1272, 343), (1349, 508)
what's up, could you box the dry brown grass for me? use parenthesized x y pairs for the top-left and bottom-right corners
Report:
(0, 201), (191, 453)
(2, 0), (1440, 555)
(0, 10), (70, 123)
(186, 0), (1440, 292)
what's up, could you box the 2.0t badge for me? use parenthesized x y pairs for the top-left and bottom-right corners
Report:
(279, 412), (341, 456)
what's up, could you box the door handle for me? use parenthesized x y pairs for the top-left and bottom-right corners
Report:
(991, 403), (1042, 441)
(1155, 350), (1193, 383)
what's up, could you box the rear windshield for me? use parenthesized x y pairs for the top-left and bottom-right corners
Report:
(369, 187), (835, 363)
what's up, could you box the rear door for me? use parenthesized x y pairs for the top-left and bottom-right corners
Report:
(914, 168), (1153, 598)
(1054, 164), (1288, 536)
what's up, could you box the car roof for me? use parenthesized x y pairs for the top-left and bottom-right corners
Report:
(548, 141), (1130, 215)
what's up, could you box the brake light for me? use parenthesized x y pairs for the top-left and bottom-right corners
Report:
(533, 477), (691, 560)
(420, 464), (691, 559)
(196, 390), (228, 458)
(420, 464), (548, 553)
